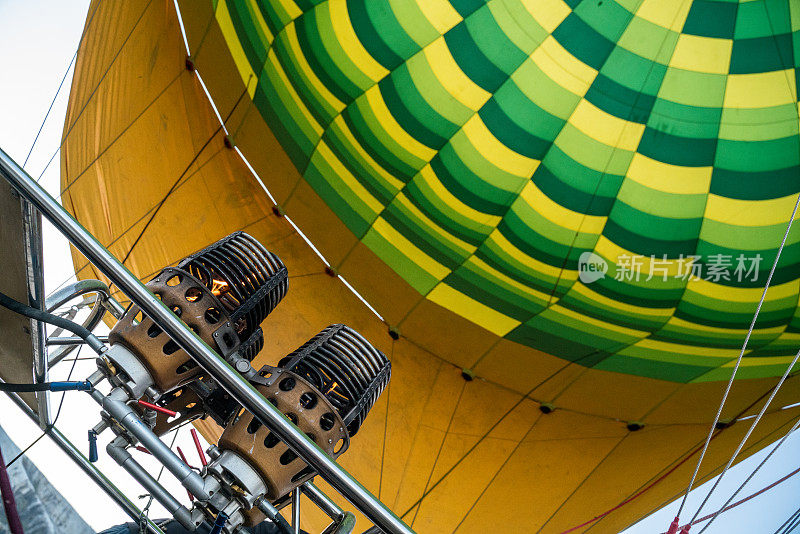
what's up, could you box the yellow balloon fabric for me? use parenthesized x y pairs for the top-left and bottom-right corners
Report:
(60, 1), (800, 533)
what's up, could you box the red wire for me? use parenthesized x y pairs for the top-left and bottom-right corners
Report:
(190, 428), (207, 467)
(559, 432), (722, 533)
(668, 465), (800, 533)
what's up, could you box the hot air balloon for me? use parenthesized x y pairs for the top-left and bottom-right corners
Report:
(58, 0), (800, 532)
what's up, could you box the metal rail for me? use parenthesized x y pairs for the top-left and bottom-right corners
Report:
(21, 199), (50, 428)
(0, 146), (413, 534)
(1, 384), (166, 534)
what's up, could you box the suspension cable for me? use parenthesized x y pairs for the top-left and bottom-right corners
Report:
(697, 417), (800, 533)
(689, 346), (800, 522)
(22, 1), (101, 169)
(675, 191), (800, 517)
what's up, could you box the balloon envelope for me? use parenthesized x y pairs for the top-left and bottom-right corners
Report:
(60, 1), (800, 532)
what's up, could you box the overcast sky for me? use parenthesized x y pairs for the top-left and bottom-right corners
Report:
(0, 1), (798, 533)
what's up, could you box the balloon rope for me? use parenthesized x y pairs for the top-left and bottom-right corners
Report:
(688, 346), (800, 523)
(23, 1), (101, 170)
(35, 0), (155, 184)
(696, 417), (800, 533)
(675, 191), (800, 518)
(558, 432), (722, 534)
(774, 505), (800, 534)
(664, 464), (800, 534)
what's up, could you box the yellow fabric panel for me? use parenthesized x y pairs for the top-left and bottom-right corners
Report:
(428, 282), (521, 336)
(569, 99), (645, 152)
(60, 3), (800, 533)
(636, 0), (692, 31)
(521, 0), (571, 33)
(423, 37), (490, 112)
(670, 34), (732, 74)
(705, 193), (800, 227)
(626, 153), (713, 195)
(532, 36), (598, 97)
(215, 0), (258, 98)
(460, 115), (539, 178)
(724, 70), (798, 109)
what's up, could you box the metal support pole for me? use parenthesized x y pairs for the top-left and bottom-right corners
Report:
(21, 199), (50, 428)
(89, 387), (210, 500)
(302, 482), (342, 521)
(1, 385), (165, 534)
(47, 335), (109, 346)
(292, 488), (301, 534)
(106, 438), (196, 530)
(0, 146), (414, 534)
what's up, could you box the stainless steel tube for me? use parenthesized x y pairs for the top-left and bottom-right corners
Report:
(0, 146), (414, 534)
(107, 439), (195, 530)
(292, 488), (301, 534)
(302, 482), (343, 520)
(21, 199), (50, 428)
(89, 387), (209, 499)
(47, 335), (110, 346)
(1, 385), (165, 534)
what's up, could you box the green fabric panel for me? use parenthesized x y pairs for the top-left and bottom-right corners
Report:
(303, 147), (375, 237)
(445, 8), (528, 92)
(405, 173), (492, 246)
(215, 0), (800, 382)
(553, 12), (616, 71)
(361, 224), (441, 294)
(272, 29), (338, 126)
(322, 121), (399, 204)
(683, 0), (738, 39)
(348, 0), (421, 70)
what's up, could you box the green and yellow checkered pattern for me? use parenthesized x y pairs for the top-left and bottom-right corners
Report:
(210, 0), (800, 382)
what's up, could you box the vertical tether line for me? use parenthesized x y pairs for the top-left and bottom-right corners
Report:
(676, 191), (800, 517)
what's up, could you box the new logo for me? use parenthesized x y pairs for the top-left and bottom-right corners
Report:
(578, 252), (608, 284)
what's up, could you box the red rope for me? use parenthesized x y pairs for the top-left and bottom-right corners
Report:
(559, 433), (722, 533)
(668, 465), (800, 533)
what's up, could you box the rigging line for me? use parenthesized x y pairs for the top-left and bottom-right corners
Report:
(668, 465), (800, 534)
(689, 345), (800, 522)
(586, 385), (800, 534)
(22, 0), (102, 169)
(643, 465), (800, 533)
(377, 339), (394, 501)
(35, 0), (155, 183)
(408, 379), (468, 527)
(697, 418), (800, 533)
(539, 436), (632, 534)
(48, 144), (225, 299)
(58, 70), (185, 199)
(776, 507), (800, 534)
(676, 190), (800, 517)
(563, 431), (726, 534)
(785, 516), (800, 534)
(6, 345), (83, 469)
(119, 84), (250, 267)
(452, 412), (543, 534)
(618, 410), (800, 534)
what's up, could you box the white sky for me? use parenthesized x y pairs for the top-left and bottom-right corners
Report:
(0, 1), (798, 533)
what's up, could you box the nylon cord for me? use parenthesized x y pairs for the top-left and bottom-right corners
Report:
(34, 0), (154, 183)
(689, 346), (800, 522)
(697, 416), (800, 533)
(23, 1), (101, 169)
(6, 345), (82, 468)
(676, 190), (800, 516)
